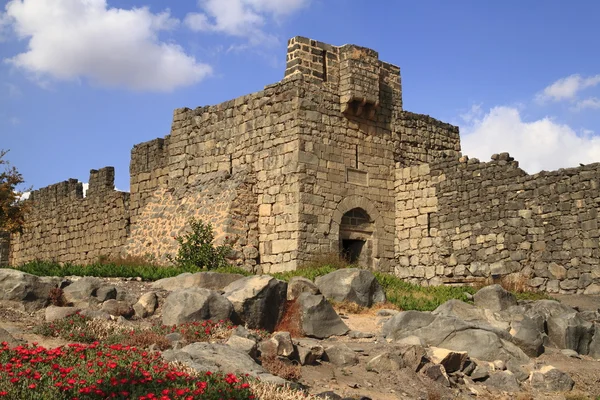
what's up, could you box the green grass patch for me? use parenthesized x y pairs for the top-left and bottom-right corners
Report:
(12, 260), (251, 281)
(272, 265), (340, 282)
(374, 272), (476, 311)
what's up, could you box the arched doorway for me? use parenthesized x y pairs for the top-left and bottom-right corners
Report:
(339, 207), (374, 267)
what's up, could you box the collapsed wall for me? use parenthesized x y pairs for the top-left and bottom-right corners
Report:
(395, 152), (600, 294)
(8, 168), (130, 265)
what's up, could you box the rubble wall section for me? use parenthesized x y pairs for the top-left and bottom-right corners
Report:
(9, 168), (130, 265)
(395, 153), (600, 294)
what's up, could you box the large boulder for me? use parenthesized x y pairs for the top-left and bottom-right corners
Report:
(287, 276), (320, 301)
(162, 342), (287, 385)
(223, 275), (287, 331)
(366, 345), (428, 373)
(101, 300), (134, 318)
(546, 312), (595, 354)
(62, 277), (103, 305)
(297, 293), (349, 339)
(323, 343), (359, 367)
(258, 331), (295, 358)
(530, 366), (574, 392)
(0, 326), (24, 347)
(0, 269), (60, 311)
(315, 268), (385, 307)
(45, 305), (81, 322)
(473, 284), (517, 312)
(133, 292), (158, 318)
(485, 371), (520, 392)
(508, 315), (545, 357)
(162, 287), (233, 326)
(383, 311), (530, 364)
(522, 300), (577, 321)
(435, 299), (545, 357)
(294, 338), (325, 365)
(152, 272), (245, 292)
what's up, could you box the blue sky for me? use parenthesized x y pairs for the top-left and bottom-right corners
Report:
(1, 0), (600, 193)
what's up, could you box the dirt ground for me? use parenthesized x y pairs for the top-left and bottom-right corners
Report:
(1, 277), (599, 400)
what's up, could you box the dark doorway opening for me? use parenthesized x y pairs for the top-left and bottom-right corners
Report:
(342, 239), (365, 264)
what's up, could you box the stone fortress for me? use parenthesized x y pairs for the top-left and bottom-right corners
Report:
(2, 37), (600, 295)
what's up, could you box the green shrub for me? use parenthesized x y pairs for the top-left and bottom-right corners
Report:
(166, 218), (231, 270)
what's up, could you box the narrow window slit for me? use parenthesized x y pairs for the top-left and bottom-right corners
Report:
(427, 212), (432, 237)
(355, 145), (359, 169)
(229, 154), (233, 175)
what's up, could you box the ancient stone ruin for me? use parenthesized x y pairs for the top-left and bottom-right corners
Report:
(3, 37), (600, 294)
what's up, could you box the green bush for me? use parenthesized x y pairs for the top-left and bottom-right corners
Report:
(167, 218), (231, 270)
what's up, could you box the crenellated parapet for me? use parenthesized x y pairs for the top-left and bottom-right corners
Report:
(29, 178), (82, 204)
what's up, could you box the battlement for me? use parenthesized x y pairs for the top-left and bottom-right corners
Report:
(29, 178), (82, 203)
(285, 36), (402, 113)
(130, 138), (169, 175)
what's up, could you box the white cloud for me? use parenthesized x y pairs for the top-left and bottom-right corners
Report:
(2, 0), (212, 91)
(536, 74), (600, 102)
(573, 97), (600, 111)
(460, 106), (600, 173)
(185, 0), (309, 45)
(459, 103), (483, 123)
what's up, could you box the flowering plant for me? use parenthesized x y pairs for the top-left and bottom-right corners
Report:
(0, 341), (254, 399)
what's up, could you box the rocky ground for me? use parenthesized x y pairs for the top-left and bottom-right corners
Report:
(0, 268), (599, 400)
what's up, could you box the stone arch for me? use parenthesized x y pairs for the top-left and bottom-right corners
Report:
(328, 195), (385, 265)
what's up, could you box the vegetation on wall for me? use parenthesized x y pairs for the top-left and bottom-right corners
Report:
(0, 149), (28, 233)
(166, 218), (232, 270)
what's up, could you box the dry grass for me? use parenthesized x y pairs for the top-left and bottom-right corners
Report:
(170, 362), (318, 399)
(249, 382), (330, 400)
(298, 251), (351, 271)
(275, 299), (303, 338)
(332, 300), (401, 315)
(473, 273), (551, 301)
(260, 356), (302, 381)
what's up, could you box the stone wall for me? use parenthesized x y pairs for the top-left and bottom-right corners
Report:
(6, 36), (464, 274)
(9, 35), (596, 294)
(395, 152), (600, 294)
(126, 79), (302, 272)
(9, 167), (130, 265)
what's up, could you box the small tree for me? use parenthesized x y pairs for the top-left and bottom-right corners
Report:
(0, 150), (27, 233)
(167, 218), (231, 270)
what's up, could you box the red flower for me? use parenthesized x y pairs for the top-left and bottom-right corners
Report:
(28, 384), (36, 389)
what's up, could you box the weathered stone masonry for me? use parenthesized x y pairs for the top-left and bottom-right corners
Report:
(396, 153), (600, 294)
(5, 36), (599, 293)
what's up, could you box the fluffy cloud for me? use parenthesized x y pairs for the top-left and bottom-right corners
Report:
(2, 0), (212, 91)
(185, 0), (309, 45)
(536, 74), (600, 102)
(460, 106), (600, 173)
